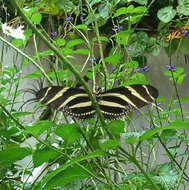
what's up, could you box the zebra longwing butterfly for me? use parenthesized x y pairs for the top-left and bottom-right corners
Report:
(34, 84), (158, 120)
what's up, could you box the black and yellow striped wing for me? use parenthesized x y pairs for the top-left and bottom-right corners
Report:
(96, 84), (158, 120)
(36, 86), (95, 120)
(34, 84), (158, 120)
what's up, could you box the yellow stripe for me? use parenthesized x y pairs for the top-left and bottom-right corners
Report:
(126, 86), (149, 104)
(40, 87), (52, 102)
(142, 85), (155, 101)
(98, 100), (126, 108)
(99, 93), (138, 109)
(69, 101), (92, 109)
(46, 87), (69, 105)
(58, 93), (89, 109)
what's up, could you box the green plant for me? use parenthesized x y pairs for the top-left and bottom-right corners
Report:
(0, 0), (189, 189)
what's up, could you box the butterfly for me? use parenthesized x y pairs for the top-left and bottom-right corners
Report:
(30, 84), (158, 120)
(166, 24), (189, 42)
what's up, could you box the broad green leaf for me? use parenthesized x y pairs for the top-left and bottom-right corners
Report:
(122, 132), (140, 144)
(41, 151), (109, 189)
(66, 39), (84, 48)
(43, 165), (90, 190)
(108, 120), (124, 138)
(75, 24), (88, 31)
(100, 139), (120, 150)
(114, 30), (132, 45)
(114, 7), (127, 17)
(0, 147), (31, 166)
(74, 48), (89, 55)
(140, 121), (189, 141)
(153, 163), (179, 187)
(177, 0), (189, 16)
(61, 48), (73, 56)
(157, 6), (176, 23)
(56, 0), (75, 12)
(12, 39), (23, 47)
(23, 70), (42, 79)
(104, 53), (123, 67)
(56, 38), (66, 46)
(98, 2), (112, 19)
(24, 120), (53, 136)
(33, 148), (59, 167)
(31, 13), (42, 24)
(54, 123), (81, 145)
(114, 5), (146, 17)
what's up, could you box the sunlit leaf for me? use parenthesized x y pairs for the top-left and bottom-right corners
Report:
(0, 147), (31, 166)
(33, 148), (59, 167)
(54, 123), (81, 145)
(24, 120), (53, 136)
(31, 13), (42, 24)
(157, 6), (176, 23)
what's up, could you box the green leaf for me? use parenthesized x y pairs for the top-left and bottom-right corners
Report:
(134, 0), (147, 5)
(41, 151), (108, 189)
(12, 112), (33, 118)
(33, 148), (59, 167)
(0, 109), (8, 129)
(61, 48), (73, 56)
(114, 7), (127, 17)
(179, 38), (189, 54)
(157, 6), (176, 23)
(104, 53), (123, 67)
(153, 163), (179, 187)
(37, 50), (54, 57)
(114, 5), (146, 17)
(66, 39), (84, 48)
(56, 0), (75, 12)
(31, 13), (42, 24)
(23, 70), (42, 79)
(43, 165), (90, 190)
(74, 48), (89, 55)
(54, 123), (81, 145)
(56, 38), (66, 46)
(12, 39), (23, 47)
(140, 121), (189, 141)
(24, 120), (53, 136)
(113, 30), (132, 45)
(75, 24), (88, 31)
(100, 139), (120, 150)
(122, 132), (140, 144)
(177, 0), (189, 16)
(92, 36), (109, 42)
(108, 120), (124, 138)
(98, 2), (112, 19)
(0, 147), (31, 166)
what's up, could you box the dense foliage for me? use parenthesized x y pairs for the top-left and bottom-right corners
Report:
(1, 0), (189, 189)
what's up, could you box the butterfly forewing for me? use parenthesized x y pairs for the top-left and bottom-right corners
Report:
(36, 86), (95, 120)
(96, 84), (158, 120)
